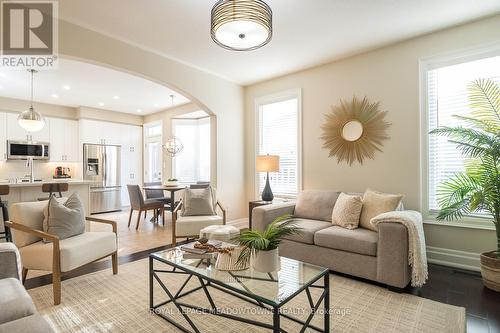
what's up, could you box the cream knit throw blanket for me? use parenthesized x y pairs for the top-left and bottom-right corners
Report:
(371, 210), (428, 287)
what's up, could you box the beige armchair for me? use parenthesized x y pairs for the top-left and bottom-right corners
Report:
(5, 200), (118, 305)
(171, 199), (226, 246)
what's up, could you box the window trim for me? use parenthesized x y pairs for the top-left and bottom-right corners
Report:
(254, 88), (303, 200)
(419, 42), (500, 231)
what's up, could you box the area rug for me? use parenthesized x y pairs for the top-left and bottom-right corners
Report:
(28, 258), (465, 333)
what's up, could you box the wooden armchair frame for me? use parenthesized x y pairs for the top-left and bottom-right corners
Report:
(171, 199), (227, 246)
(5, 217), (117, 305)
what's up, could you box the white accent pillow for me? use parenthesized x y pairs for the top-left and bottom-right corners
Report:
(359, 189), (404, 232)
(331, 193), (363, 230)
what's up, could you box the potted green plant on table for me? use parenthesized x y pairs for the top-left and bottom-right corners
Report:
(430, 78), (500, 292)
(235, 215), (301, 272)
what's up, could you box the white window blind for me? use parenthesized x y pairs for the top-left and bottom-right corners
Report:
(172, 118), (211, 183)
(427, 55), (500, 211)
(257, 96), (299, 197)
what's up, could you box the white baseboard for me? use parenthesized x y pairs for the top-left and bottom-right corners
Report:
(426, 246), (481, 272)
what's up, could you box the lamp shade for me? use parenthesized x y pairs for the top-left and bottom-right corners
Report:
(256, 155), (279, 172)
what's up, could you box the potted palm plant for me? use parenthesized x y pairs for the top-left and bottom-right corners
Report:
(430, 78), (500, 292)
(235, 215), (301, 272)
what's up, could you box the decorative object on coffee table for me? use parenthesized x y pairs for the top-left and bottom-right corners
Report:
(430, 78), (500, 292)
(199, 224), (240, 243)
(235, 214), (300, 272)
(256, 154), (280, 202)
(321, 96), (390, 165)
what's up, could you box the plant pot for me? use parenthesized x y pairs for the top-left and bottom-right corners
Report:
(252, 248), (279, 272)
(480, 251), (500, 292)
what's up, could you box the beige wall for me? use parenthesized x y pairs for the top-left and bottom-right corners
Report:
(58, 19), (246, 219)
(244, 15), (500, 267)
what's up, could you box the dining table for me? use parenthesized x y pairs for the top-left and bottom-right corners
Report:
(142, 184), (189, 213)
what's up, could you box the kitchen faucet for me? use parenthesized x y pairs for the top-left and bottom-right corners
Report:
(25, 157), (34, 183)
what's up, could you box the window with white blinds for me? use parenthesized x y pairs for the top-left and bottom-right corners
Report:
(256, 92), (301, 197)
(427, 55), (500, 211)
(172, 117), (211, 183)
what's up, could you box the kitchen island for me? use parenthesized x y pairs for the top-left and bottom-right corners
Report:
(2, 180), (92, 215)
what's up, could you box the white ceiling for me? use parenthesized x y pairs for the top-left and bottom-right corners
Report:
(59, 0), (500, 85)
(0, 59), (190, 115)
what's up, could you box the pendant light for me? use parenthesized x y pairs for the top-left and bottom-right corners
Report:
(211, 0), (272, 51)
(18, 69), (45, 132)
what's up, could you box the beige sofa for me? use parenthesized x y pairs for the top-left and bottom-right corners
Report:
(0, 243), (54, 333)
(252, 190), (411, 290)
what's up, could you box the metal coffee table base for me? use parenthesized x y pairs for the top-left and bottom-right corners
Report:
(149, 256), (330, 333)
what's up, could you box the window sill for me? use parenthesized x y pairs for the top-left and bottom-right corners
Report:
(423, 218), (496, 231)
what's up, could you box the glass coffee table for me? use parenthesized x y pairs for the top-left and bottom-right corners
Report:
(149, 246), (330, 333)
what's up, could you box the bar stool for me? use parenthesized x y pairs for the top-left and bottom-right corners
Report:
(37, 183), (69, 201)
(0, 185), (11, 242)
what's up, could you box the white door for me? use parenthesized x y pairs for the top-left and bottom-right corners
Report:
(0, 112), (6, 160)
(143, 122), (162, 183)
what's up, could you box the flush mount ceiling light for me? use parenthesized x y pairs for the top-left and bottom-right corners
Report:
(211, 0), (272, 51)
(18, 69), (45, 132)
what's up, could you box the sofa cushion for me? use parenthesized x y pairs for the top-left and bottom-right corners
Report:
(0, 278), (36, 325)
(314, 226), (378, 256)
(176, 215), (223, 237)
(283, 218), (332, 244)
(294, 190), (340, 222)
(0, 314), (54, 333)
(19, 232), (117, 272)
(359, 189), (403, 232)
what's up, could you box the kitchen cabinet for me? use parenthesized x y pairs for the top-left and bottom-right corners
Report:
(49, 118), (79, 162)
(79, 119), (122, 145)
(120, 124), (143, 206)
(6, 112), (50, 142)
(0, 112), (6, 160)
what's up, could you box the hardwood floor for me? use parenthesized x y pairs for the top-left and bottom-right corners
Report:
(22, 213), (500, 332)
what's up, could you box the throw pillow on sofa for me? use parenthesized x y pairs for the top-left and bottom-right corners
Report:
(43, 192), (85, 242)
(331, 192), (363, 229)
(359, 188), (403, 231)
(294, 190), (340, 221)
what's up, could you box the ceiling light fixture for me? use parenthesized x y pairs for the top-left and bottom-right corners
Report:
(62, 85), (71, 90)
(113, 95), (119, 100)
(137, 109), (142, 113)
(18, 69), (45, 132)
(98, 102), (105, 107)
(211, 0), (272, 51)
(51, 93), (59, 98)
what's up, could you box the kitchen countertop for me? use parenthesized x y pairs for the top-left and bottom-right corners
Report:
(3, 180), (93, 187)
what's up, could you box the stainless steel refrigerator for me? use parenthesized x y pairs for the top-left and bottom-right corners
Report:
(84, 144), (122, 214)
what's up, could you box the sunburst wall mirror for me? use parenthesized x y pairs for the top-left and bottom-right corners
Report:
(321, 96), (390, 165)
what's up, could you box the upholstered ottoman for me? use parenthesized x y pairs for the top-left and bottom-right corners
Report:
(199, 225), (240, 243)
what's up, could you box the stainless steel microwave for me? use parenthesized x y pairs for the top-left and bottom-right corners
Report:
(7, 140), (50, 160)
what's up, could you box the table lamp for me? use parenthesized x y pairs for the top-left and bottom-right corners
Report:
(256, 155), (280, 202)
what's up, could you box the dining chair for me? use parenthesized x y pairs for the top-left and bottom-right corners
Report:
(143, 182), (172, 217)
(127, 185), (165, 230)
